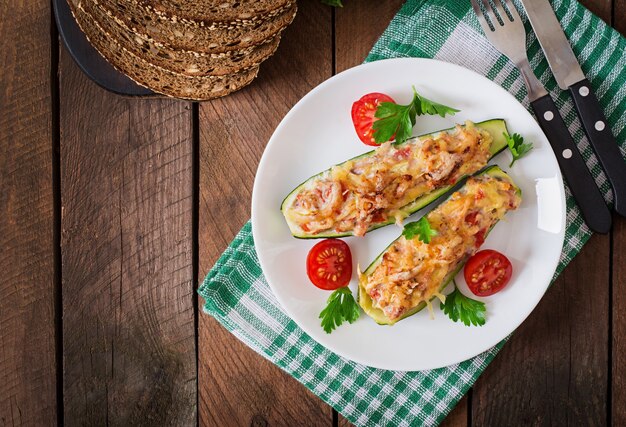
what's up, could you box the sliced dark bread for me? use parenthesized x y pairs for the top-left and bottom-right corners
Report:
(98, 0), (297, 53)
(69, 0), (259, 100)
(83, 0), (282, 76)
(142, 0), (292, 22)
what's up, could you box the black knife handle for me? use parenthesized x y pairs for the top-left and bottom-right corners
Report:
(531, 94), (612, 234)
(569, 78), (626, 217)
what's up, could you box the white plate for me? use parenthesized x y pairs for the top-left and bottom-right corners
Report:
(251, 58), (565, 371)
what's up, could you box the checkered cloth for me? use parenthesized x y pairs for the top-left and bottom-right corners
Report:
(199, 0), (626, 425)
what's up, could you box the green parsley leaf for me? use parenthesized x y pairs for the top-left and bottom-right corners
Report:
(440, 281), (486, 327)
(372, 87), (459, 145)
(411, 87), (460, 117)
(402, 217), (438, 244)
(372, 102), (414, 144)
(321, 0), (343, 6)
(504, 132), (533, 167)
(319, 287), (360, 333)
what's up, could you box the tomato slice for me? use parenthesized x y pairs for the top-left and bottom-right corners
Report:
(464, 249), (512, 296)
(351, 92), (396, 146)
(306, 239), (353, 290)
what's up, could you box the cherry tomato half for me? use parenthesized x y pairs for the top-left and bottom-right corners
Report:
(306, 239), (353, 290)
(464, 249), (513, 296)
(351, 92), (396, 146)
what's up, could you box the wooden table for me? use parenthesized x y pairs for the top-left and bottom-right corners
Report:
(2, 0), (625, 425)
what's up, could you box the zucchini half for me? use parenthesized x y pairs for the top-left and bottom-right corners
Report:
(358, 165), (520, 325)
(281, 119), (510, 239)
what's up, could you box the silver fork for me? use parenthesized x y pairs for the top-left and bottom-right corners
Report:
(470, 0), (611, 234)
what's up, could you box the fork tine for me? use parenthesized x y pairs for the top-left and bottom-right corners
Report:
(478, 0), (497, 18)
(501, 0), (523, 22)
(479, 0), (502, 29)
(470, 0), (492, 33)
(492, 0), (510, 23)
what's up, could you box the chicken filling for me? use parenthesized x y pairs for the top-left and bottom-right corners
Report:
(284, 121), (493, 236)
(362, 175), (521, 321)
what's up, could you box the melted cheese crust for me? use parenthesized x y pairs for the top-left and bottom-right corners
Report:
(363, 175), (521, 321)
(283, 122), (493, 236)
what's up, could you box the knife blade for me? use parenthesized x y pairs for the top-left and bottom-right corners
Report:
(520, 0), (584, 89)
(521, 0), (626, 218)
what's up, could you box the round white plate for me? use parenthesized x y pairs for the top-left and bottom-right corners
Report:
(251, 58), (565, 371)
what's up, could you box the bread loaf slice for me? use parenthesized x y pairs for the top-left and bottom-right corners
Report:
(143, 0), (292, 23)
(69, 0), (259, 100)
(97, 0), (297, 53)
(83, 0), (282, 76)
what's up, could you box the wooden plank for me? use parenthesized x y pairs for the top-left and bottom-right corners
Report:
(613, 0), (626, 416)
(0, 0), (58, 425)
(335, 0), (404, 73)
(196, 1), (334, 425)
(59, 50), (196, 424)
(613, 216), (626, 425)
(616, 1), (626, 33)
(616, 0), (626, 35)
(472, 234), (610, 426)
(612, 3), (626, 423)
(611, 0), (626, 424)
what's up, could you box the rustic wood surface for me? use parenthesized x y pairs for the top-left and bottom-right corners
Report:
(0, 0), (624, 425)
(0, 0), (57, 425)
(58, 48), (197, 425)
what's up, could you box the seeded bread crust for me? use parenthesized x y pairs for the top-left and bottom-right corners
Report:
(131, 0), (293, 26)
(98, 0), (297, 53)
(70, 0), (259, 100)
(83, 0), (282, 76)
(141, 0), (292, 23)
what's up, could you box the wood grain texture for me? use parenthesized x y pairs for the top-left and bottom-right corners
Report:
(612, 0), (626, 390)
(472, 234), (610, 426)
(196, 1), (334, 425)
(335, 0), (404, 74)
(613, 217), (626, 426)
(613, 0), (626, 412)
(59, 49), (196, 425)
(0, 0), (57, 425)
(616, 0), (626, 34)
(611, 5), (625, 425)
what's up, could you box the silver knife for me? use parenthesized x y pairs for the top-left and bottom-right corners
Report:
(521, 0), (626, 218)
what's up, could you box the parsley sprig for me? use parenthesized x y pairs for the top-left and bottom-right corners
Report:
(321, 0), (343, 6)
(504, 132), (533, 167)
(402, 217), (437, 244)
(372, 87), (460, 144)
(319, 287), (360, 333)
(440, 281), (486, 327)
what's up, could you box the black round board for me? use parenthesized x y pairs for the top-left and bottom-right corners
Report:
(53, 0), (156, 97)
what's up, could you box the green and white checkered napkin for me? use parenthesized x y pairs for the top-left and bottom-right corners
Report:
(199, 0), (626, 425)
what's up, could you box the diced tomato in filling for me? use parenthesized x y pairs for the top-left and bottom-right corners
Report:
(394, 147), (412, 160)
(372, 210), (385, 223)
(465, 211), (479, 225)
(474, 228), (487, 247)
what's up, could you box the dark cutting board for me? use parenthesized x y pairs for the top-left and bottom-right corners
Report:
(53, 0), (157, 97)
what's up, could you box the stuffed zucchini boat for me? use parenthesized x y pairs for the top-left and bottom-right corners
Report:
(281, 119), (509, 239)
(358, 166), (521, 325)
